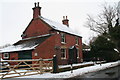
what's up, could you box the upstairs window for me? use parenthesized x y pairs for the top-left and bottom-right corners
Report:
(75, 37), (79, 45)
(61, 33), (66, 43)
(61, 49), (66, 59)
(3, 53), (9, 59)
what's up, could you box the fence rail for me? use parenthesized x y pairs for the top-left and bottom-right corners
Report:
(0, 58), (53, 79)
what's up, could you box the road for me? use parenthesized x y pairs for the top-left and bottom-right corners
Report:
(67, 65), (120, 80)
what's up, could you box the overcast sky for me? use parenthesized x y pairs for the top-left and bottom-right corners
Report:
(0, 0), (119, 46)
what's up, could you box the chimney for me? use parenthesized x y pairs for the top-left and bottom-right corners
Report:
(32, 2), (41, 19)
(62, 16), (69, 27)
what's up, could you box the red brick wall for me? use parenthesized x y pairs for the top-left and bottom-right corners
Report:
(33, 7), (41, 19)
(9, 52), (18, 65)
(32, 35), (56, 59)
(54, 32), (83, 65)
(31, 32), (83, 65)
(9, 52), (18, 60)
(78, 37), (83, 62)
(23, 19), (52, 39)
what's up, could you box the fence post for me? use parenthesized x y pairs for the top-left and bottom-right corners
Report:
(39, 58), (43, 74)
(53, 55), (58, 73)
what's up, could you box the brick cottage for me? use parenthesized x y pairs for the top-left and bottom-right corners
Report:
(0, 2), (83, 65)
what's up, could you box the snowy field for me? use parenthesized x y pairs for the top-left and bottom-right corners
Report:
(14, 60), (119, 79)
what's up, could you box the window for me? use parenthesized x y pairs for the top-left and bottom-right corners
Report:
(61, 33), (66, 43)
(77, 49), (79, 58)
(61, 49), (66, 59)
(3, 53), (9, 59)
(75, 37), (79, 45)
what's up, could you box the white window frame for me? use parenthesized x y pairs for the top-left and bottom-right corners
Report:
(61, 48), (66, 59)
(75, 37), (79, 45)
(61, 33), (66, 43)
(3, 53), (9, 59)
(77, 48), (79, 58)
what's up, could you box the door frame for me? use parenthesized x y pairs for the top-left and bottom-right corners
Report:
(68, 46), (78, 64)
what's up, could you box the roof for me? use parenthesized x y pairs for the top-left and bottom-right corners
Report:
(0, 45), (37, 53)
(0, 34), (51, 53)
(40, 16), (82, 37)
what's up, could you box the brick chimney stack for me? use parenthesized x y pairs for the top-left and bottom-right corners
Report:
(32, 2), (41, 19)
(62, 16), (69, 27)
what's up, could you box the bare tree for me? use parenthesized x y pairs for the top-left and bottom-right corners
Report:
(86, 2), (120, 55)
(0, 44), (11, 49)
(86, 3), (118, 35)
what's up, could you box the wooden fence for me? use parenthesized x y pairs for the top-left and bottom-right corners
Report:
(0, 58), (53, 79)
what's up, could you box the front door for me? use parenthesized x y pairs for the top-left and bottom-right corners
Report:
(68, 46), (77, 64)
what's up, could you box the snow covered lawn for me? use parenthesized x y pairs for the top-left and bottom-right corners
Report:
(16, 60), (119, 78)
(59, 61), (94, 68)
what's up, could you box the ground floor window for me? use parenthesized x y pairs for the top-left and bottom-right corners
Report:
(3, 53), (9, 59)
(61, 49), (66, 59)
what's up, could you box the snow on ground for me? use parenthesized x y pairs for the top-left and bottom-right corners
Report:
(16, 60), (120, 78)
(59, 61), (93, 68)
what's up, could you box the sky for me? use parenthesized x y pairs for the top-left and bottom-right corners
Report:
(0, 0), (119, 46)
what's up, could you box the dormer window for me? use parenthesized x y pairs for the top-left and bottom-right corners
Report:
(61, 33), (66, 43)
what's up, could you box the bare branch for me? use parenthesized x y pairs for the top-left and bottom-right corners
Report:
(85, 2), (119, 35)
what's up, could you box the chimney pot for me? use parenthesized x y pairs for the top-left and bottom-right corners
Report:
(66, 16), (67, 19)
(38, 2), (39, 7)
(32, 2), (41, 19)
(34, 2), (36, 7)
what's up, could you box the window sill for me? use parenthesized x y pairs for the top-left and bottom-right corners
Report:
(4, 57), (9, 59)
(61, 58), (66, 59)
(61, 42), (66, 44)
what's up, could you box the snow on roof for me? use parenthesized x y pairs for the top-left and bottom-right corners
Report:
(0, 44), (38, 53)
(40, 16), (82, 37)
(0, 34), (51, 53)
(21, 34), (51, 41)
